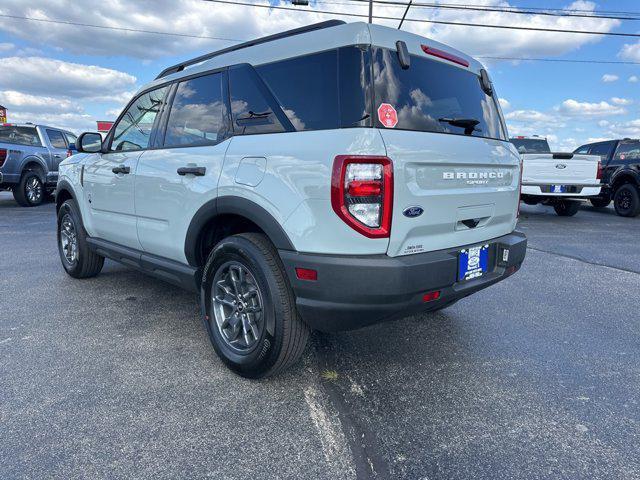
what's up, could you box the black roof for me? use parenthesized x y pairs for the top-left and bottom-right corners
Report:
(156, 20), (346, 80)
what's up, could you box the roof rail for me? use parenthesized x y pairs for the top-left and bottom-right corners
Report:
(155, 20), (346, 80)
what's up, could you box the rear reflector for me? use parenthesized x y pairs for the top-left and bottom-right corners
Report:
(0, 148), (6, 168)
(421, 45), (469, 67)
(295, 268), (317, 281)
(423, 290), (441, 303)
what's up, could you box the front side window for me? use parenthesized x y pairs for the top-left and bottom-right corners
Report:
(65, 132), (78, 147)
(614, 141), (640, 164)
(372, 47), (507, 140)
(46, 129), (67, 149)
(228, 66), (285, 135)
(0, 126), (41, 147)
(164, 72), (228, 147)
(111, 86), (168, 152)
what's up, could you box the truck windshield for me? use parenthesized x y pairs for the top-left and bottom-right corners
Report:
(372, 47), (507, 140)
(510, 138), (551, 154)
(0, 126), (42, 147)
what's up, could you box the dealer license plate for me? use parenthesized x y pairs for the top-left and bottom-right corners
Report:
(458, 244), (489, 282)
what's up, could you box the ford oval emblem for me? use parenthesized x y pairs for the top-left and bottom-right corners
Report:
(555, 163), (567, 169)
(403, 206), (424, 218)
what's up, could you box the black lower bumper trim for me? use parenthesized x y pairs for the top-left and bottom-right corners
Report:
(279, 231), (527, 332)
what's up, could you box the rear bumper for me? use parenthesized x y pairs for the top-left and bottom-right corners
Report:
(279, 231), (527, 332)
(522, 184), (601, 197)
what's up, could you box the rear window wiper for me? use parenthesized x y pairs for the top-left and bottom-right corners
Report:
(438, 117), (480, 135)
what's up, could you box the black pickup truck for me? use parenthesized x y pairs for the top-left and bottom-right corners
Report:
(574, 139), (640, 217)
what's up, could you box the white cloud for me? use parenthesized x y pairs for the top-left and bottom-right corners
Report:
(556, 99), (626, 117)
(0, 90), (83, 113)
(105, 108), (122, 118)
(619, 41), (640, 62)
(498, 98), (511, 110)
(602, 119), (640, 139)
(629, 76), (639, 83)
(4, 110), (95, 134)
(610, 97), (632, 106)
(601, 74), (619, 83)
(505, 110), (555, 123)
(0, 0), (623, 60)
(0, 42), (14, 52)
(0, 57), (136, 99)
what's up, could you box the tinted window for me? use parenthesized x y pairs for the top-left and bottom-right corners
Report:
(372, 48), (506, 140)
(46, 129), (67, 149)
(65, 132), (77, 147)
(510, 138), (551, 154)
(614, 141), (640, 163)
(256, 47), (371, 131)
(228, 67), (284, 135)
(164, 73), (228, 147)
(111, 87), (168, 151)
(0, 126), (41, 146)
(574, 146), (589, 154)
(589, 142), (615, 161)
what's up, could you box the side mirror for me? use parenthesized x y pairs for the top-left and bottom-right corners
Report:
(76, 132), (103, 153)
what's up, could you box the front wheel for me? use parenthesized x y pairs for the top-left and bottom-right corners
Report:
(553, 200), (581, 217)
(201, 233), (309, 379)
(613, 184), (640, 217)
(13, 171), (45, 207)
(57, 199), (104, 278)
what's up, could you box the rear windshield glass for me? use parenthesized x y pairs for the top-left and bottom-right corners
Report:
(372, 47), (506, 140)
(510, 138), (551, 154)
(0, 126), (42, 147)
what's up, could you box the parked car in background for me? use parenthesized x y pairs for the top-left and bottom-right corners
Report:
(510, 136), (602, 216)
(574, 139), (640, 217)
(56, 20), (526, 378)
(0, 123), (77, 206)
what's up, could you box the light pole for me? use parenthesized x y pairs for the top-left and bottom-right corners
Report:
(369, 0), (373, 23)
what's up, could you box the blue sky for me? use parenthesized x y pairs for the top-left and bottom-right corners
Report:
(0, 0), (638, 150)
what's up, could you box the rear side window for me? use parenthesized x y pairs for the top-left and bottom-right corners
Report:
(164, 72), (229, 147)
(46, 129), (67, 149)
(614, 142), (640, 163)
(256, 47), (372, 131)
(0, 126), (42, 147)
(588, 142), (614, 161)
(372, 47), (507, 140)
(229, 66), (285, 135)
(111, 86), (168, 152)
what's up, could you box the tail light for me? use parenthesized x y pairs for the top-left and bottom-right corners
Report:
(517, 158), (523, 218)
(596, 160), (602, 180)
(331, 155), (393, 238)
(0, 148), (6, 168)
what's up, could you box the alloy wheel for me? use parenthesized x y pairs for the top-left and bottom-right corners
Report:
(60, 213), (78, 265)
(211, 261), (264, 352)
(25, 176), (43, 204)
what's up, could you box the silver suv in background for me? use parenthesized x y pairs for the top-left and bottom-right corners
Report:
(56, 21), (526, 378)
(0, 123), (77, 206)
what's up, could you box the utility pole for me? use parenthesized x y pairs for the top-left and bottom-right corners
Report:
(369, 0), (373, 23)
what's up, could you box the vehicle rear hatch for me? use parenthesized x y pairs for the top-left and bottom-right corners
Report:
(366, 40), (519, 257)
(521, 153), (599, 186)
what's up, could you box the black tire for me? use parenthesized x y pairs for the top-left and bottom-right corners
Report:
(12, 171), (45, 207)
(201, 233), (310, 379)
(590, 197), (611, 209)
(57, 199), (104, 278)
(613, 184), (640, 218)
(553, 200), (580, 217)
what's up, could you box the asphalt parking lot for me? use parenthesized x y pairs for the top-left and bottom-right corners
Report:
(1, 191), (639, 480)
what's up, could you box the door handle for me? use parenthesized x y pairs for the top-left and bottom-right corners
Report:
(53, 154), (62, 159)
(177, 166), (206, 176)
(112, 165), (131, 175)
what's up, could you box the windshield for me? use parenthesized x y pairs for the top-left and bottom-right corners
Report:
(0, 126), (42, 147)
(510, 138), (550, 154)
(372, 47), (507, 140)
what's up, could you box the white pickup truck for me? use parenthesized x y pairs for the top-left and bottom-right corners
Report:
(510, 136), (602, 216)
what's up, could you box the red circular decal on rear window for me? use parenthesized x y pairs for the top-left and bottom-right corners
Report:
(377, 103), (398, 128)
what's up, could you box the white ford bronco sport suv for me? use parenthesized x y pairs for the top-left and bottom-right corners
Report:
(56, 21), (527, 378)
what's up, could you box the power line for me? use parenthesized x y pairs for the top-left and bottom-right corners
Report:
(333, 0), (640, 21)
(478, 56), (640, 65)
(0, 13), (244, 42)
(201, 0), (640, 38)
